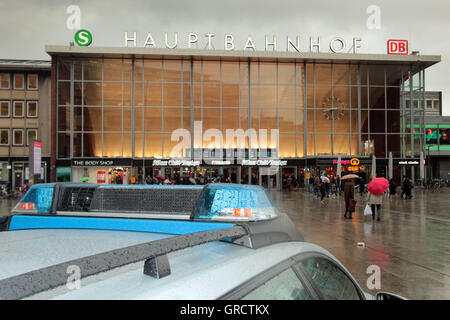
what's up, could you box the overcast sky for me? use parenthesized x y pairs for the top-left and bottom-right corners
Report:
(1, 0), (448, 114)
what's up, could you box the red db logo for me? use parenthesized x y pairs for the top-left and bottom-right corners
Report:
(387, 40), (408, 55)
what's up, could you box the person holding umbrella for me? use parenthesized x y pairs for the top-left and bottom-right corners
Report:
(367, 177), (389, 221)
(342, 174), (358, 219)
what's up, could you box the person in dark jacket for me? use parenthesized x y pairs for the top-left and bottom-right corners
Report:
(401, 176), (413, 199)
(389, 178), (397, 198)
(343, 178), (355, 219)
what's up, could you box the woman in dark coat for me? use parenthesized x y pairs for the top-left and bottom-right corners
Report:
(343, 178), (355, 219)
(389, 178), (397, 198)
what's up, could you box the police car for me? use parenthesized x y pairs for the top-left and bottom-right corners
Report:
(0, 183), (404, 300)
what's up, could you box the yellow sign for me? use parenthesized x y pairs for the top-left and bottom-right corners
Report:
(350, 158), (360, 166)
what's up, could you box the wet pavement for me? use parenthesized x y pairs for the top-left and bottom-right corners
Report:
(1, 188), (449, 300)
(269, 187), (450, 300)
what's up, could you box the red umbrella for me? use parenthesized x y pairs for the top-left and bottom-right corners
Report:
(368, 177), (389, 195)
(155, 175), (165, 180)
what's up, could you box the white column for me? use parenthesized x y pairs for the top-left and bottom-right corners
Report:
(388, 152), (393, 180)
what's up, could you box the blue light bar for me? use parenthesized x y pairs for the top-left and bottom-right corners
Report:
(194, 184), (277, 221)
(12, 184), (55, 214)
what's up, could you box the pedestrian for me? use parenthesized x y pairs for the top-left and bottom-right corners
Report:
(320, 181), (327, 204)
(401, 176), (413, 199)
(314, 176), (320, 197)
(367, 189), (383, 221)
(309, 176), (314, 193)
(389, 178), (397, 198)
(343, 178), (355, 219)
(359, 178), (365, 197)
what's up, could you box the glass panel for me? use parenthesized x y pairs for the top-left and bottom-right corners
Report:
(103, 59), (122, 81)
(144, 108), (162, 132)
(370, 87), (385, 109)
(297, 135), (304, 157)
(316, 110), (332, 133)
(316, 86), (333, 109)
(163, 107), (182, 132)
(202, 61), (220, 83)
(164, 133), (182, 158)
(278, 109), (295, 132)
(134, 133), (143, 158)
(74, 82), (82, 105)
(14, 74), (24, 89)
(182, 107), (191, 130)
(13, 130), (23, 145)
(279, 134), (296, 158)
(58, 82), (70, 106)
(58, 133), (70, 158)
(278, 86), (295, 107)
(307, 109), (315, 133)
(387, 111), (400, 133)
(83, 133), (102, 157)
(370, 109), (386, 133)
(222, 108), (239, 131)
(250, 61), (259, 84)
(203, 108), (220, 130)
(259, 108), (276, 131)
(296, 109), (304, 133)
(135, 107), (144, 132)
(73, 133), (82, 157)
(0, 130), (8, 145)
(83, 60), (102, 81)
(83, 82), (102, 106)
(27, 74), (38, 89)
(259, 85), (277, 107)
(163, 60), (182, 82)
(58, 61), (70, 80)
(134, 59), (144, 82)
(58, 107), (70, 131)
(123, 107), (132, 132)
(222, 84), (239, 107)
(236, 62), (248, 84)
(369, 65), (385, 86)
(193, 60), (202, 82)
(240, 86), (248, 108)
(123, 83), (132, 106)
(74, 107), (82, 131)
(182, 59), (191, 82)
(259, 62), (277, 84)
(123, 133), (132, 157)
(134, 83), (144, 106)
(239, 108), (248, 131)
(0, 101), (10, 117)
(103, 133), (123, 157)
(334, 135), (350, 155)
(144, 83), (162, 106)
(144, 59), (162, 82)
(83, 107), (102, 131)
(372, 134), (386, 158)
(242, 268), (312, 300)
(14, 101), (24, 117)
(333, 64), (349, 85)
(123, 59), (132, 82)
(296, 86), (304, 108)
(316, 135), (332, 155)
(104, 107), (122, 131)
(302, 257), (360, 300)
(145, 133), (162, 158)
(307, 134), (315, 155)
(164, 83), (182, 106)
(103, 83), (122, 106)
(193, 84), (202, 106)
(203, 84), (220, 107)
(27, 102), (38, 117)
(387, 134), (401, 157)
(296, 63), (305, 85)
(278, 63), (295, 85)
(222, 61), (239, 83)
(316, 64), (331, 84)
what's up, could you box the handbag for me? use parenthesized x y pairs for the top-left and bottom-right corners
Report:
(364, 204), (373, 216)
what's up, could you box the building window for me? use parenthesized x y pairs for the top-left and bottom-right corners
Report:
(0, 101), (10, 117)
(27, 129), (38, 145)
(27, 74), (38, 90)
(13, 129), (24, 146)
(0, 73), (10, 89)
(0, 129), (9, 145)
(13, 101), (24, 117)
(27, 101), (38, 117)
(14, 74), (24, 89)
(426, 100), (433, 109)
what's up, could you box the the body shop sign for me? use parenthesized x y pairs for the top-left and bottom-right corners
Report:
(33, 141), (42, 174)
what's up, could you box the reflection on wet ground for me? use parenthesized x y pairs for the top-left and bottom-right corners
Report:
(1, 188), (448, 300)
(269, 187), (450, 300)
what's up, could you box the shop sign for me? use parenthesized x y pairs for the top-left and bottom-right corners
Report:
(387, 40), (408, 55)
(398, 160), (419, 165)
(241, 160), (287, 166)
(71, 158), (132, 167)
(394, 158), (421, 166)
(332, 158), (360, 165)
(152, 159), (201, 166)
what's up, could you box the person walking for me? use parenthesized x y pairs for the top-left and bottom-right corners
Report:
(320, 180), (327, 204)
(401, 176), (413, 199)
(343, 178), (355, 219)
(359, 178), (365, 197)
(388, 178), (397, 198)
(309, 176), (314, 193)
(314, 175), (320, 197)
(367, 189), (384, 221)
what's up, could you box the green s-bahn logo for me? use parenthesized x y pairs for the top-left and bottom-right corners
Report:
(74, 29), (92, 46)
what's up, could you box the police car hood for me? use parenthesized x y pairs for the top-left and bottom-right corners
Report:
(0, 228), (170, 281)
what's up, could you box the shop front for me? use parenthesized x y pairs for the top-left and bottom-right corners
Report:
(70, 158), (133, 184)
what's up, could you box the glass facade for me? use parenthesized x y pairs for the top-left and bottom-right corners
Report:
(56, 57), (424, 162)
